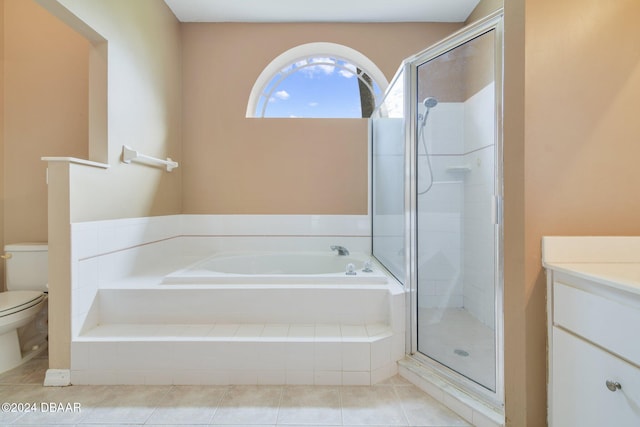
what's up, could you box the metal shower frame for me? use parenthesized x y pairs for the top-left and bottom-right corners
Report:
(401, 10), (505, 408)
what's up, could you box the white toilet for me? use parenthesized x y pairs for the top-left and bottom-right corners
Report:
(0, 243), (48, 374)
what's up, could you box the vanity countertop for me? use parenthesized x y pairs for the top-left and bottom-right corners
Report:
(542, 262), (640, 296)
(542, 236), (640, 296)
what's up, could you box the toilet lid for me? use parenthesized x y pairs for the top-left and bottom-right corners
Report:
(0, 291), (45, 317)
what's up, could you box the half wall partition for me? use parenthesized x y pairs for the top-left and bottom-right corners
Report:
(371, 11), (504, 406)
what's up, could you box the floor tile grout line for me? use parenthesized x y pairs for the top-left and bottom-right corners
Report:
(141, 383), (174, 426)
(274, 384), (285, 426)
(393, 382), (417, 427)
(338, 383), (345, 426)
(208, 383), (230, 424)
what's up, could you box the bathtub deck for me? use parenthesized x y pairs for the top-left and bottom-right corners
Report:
(78, 322), (392, 341)
(71, 255), (405, 386)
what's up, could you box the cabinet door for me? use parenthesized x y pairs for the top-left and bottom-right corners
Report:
(552, 327), (640, 427)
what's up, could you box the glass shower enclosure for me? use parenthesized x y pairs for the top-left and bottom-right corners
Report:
(371, 12), (504, 404)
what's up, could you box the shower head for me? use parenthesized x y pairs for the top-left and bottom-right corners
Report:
(423, 97), (438, 109)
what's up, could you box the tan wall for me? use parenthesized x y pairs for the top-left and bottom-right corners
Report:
(3, 0), (88, 241)
(53, 0), (182, 222)
(0, 0), (4, 291)
(503, 1), (527, 424)
(182, 23), (462, 214)
(504, 0), (640, 425)
(417, 29), (495, 104)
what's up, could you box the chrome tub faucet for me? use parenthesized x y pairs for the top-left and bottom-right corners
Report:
(330, 245), (350, 256)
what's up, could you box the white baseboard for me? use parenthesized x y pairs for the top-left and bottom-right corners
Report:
(44, 368), (71, 387)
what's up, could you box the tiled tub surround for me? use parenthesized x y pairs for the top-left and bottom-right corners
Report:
(69, 215), (405, 386)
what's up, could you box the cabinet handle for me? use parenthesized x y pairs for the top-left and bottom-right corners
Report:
(606, 380), (622, 392)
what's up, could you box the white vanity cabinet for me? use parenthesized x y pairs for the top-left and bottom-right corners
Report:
(543, 237), (640, 427)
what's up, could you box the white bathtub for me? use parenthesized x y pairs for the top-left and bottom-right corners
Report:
(72, 234), (405, 386)
(162, 251), (388, 285)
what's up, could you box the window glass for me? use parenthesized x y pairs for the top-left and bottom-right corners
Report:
(255, 56), (382, 118)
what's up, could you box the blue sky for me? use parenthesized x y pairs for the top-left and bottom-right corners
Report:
(259, 58), (379, 118)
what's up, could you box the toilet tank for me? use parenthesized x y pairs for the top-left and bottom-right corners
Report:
(4, 243), (48, 292)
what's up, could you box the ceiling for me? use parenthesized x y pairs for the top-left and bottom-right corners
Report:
(163, 0), (482, 23)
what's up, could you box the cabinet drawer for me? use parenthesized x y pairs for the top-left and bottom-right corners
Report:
(553, 282), (640, 364)
(552, 327), (640, 427)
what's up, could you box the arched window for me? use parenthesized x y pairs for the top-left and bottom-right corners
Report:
(247, 42), (388, 119)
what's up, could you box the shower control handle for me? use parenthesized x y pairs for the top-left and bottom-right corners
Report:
(605, 380), (622, 392)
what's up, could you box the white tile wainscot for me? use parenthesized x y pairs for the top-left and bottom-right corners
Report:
(543, 236), (640, 427)
(69, 215), (406, 386)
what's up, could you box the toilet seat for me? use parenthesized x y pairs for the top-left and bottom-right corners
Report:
(0, 291), (45, 318)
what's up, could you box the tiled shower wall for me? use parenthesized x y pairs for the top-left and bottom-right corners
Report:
(462, 83), (496, 329)
(417, 102), (465, 309)
(417, 82), (496, 330)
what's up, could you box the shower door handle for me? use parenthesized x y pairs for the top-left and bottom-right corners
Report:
(492, 195), (503, 225)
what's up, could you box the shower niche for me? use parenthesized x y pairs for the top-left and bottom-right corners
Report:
(371, 12), (504, 407)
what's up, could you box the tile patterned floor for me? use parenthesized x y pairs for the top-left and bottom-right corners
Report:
(0, 354), (472, 426)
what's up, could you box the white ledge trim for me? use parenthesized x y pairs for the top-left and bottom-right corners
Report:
(42, 157), (110, 169)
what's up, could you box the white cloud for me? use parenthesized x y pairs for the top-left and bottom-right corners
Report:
(300, 57), (336, 77)
(308, 102), (319, 107)
(274, 90), (290, 100)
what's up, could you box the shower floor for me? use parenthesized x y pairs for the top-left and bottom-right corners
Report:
(417, 307), (495, 391)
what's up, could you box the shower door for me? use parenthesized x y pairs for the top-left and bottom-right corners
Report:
(411, 18), (503, 398)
